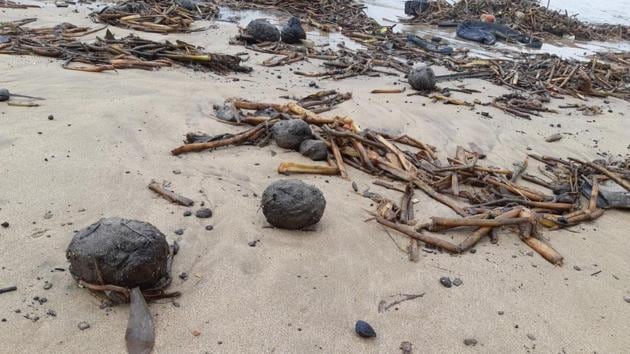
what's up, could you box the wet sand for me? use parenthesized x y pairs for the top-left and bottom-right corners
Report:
(1, 4), (630, 354)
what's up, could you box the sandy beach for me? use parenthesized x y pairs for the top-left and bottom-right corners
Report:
(1, 2), (630, 353)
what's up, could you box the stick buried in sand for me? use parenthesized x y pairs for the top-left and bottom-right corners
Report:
(148, 181), (194, 207)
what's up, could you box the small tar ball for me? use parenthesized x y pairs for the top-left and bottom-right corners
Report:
(408, 65), (436, 91)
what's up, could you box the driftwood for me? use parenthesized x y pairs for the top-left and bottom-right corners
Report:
(148, 181), (194, 207)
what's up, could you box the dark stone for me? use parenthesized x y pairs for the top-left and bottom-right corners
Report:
(452, 278), (463, 286)
(463, 338), (478, 346)
(175, 0), (197, 11)
(261, 179), (326, 230)
(272, 119), (313, 150)
(408, 65), (436, 91)
(439, 276), (452, 288)
(405, 0), (429, 16)
(179, 272), (188, 280)
(43, 282), (52, 290)
(355, 320), (376, 338)
(431, 36), (442, 42)
(66, 217), (170, 289)
(299, 139), (328, 161)
(205, 225), (214, 231)
(213, 103), (242, 122)
(174, 229), (184, 236)
(0, 88), (9, 102)
(46, 309), (57, 317)
(77, 321), (90, 330)
(248, 240), (259, 247)
(245, 19), (280, 43)
(183, 210), (192, 217)
(1, 222), (8, 228)
(281, 17), (306, 44)
(195, 208), (213, 218)
(48, 115), (54, 120)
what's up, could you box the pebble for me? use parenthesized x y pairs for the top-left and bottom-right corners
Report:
(439, 276), (452, 288)
(48, 114), (54, 120)
(527, 334), (536, 341)
(1, 222), (8, 228)
(624, 296), (630, 303)
(573, 265), (582, 271)
(179, 272), (188, 280)
(205, 225), (214, 231)
(183, 211), (192, 217)
(77, 321), (90, 330)
(498, 311), (505, 315)
(463, 338), (478, 346)
(172, 170), (181, 175)
(46, 309), (57, 317)
(195, 208), (213, 218)
(355, 320), (376, 338)
(43, 281), (53, 290)
(526, 251), (534, 257)
(174, 229), (184, 236)
(452, 278), (463, 287)
(248, 240), (260, 247)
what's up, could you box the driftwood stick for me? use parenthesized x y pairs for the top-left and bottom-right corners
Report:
(148, 181), (194, 207)
(570, 158), (630, 192)
(171, 125), (265, 155)
(374, 216), (461, 253)
(277, 162), (339, 175)
(428, 216), (530, 230)
(458, 208), (522, 251)
(522, 237), (564, 265)
(330, 138), (348, 179)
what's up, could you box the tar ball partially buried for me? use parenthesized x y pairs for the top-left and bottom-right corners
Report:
(245, 18), (280, 43)
(281, 16), (306, 44)
(261, 179), (326, 230)
(408, 65), (436, 91)
(272, 119), (313, 150)
(66, 217), (170, 289)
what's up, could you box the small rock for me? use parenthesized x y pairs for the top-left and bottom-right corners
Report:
(183, 211), (192, 217)
(623, 295), (630, 303)
(48, 115), (54, 120)
(526, 333), (536, 341)
(526, 251), (534, 257)
(573, 265), (582, 271)
(545, 133), (562, 142)
(355, 320), (376, 338)
(192, 330), (201, 337)
(43, 281), (53, 290)
(440, 276), (452, 288)
(77, 321), (90, 330)
(1, 222), (8, 228)
(408, 65), (436, 91)
(174, 229), (184, 236)
(172, 170), (181, 175)
(452, 278), (463, 286)
(205, 225), (214, 231)
(463, 338), (478, 346)
(272, 119), (313, 150)
(179, 272), (188, 280)
(498, 311), (504, 315)
(308, 81), (319, 88)
(172, 301), (181, 308)
(195, 208), (212, 218)
(248, 240), (260, 247)
(299, 139), (328, 161)
(46, 309), (57, 317)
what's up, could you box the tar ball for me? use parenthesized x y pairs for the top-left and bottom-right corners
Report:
(261, 179), (326, 230)
(408, 65), (436, 91)
(245, 19), (280, 43)
(66, 217), (170, 289)
(272, 119), (313, 150)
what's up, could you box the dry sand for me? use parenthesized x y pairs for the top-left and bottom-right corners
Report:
(1, 4), (630, 354)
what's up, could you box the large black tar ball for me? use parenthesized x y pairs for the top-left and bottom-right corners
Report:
(408, 65), (436, 91)
(245, 18), (280, 43)
(272, 119), (313, 150)
(66, 217), (170, 289)
(281, 16), (306, 44)
(261, 179), (326, 230)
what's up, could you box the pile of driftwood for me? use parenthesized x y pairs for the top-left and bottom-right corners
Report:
(0, 19), (251, 74)
(170, 97), (629, 264)
(0, 0), (39, 8)
(91, 0), (219, 33)
(458, 53), (630, 102)
(404, 0), (629, 41)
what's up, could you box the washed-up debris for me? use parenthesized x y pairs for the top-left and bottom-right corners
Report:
(403, 0), (629, 41)
(559, 104), (603, 116)
(355, 320), (376, 338)
(243, 18), (280, 43)
(491, 93), (556, 119)
(148, 180), (195, 206)
(0, 20), (251, 74)
(261, 179), (326, 230)
(545, 133), (562, 143)
(378, 293), (425, 312)
(0, 0), (40, 8)
(456, 21), (542, 48)
(169, 96), (628, 264)
(126, 287), (155, 354)
(91, 0), (219, 33)
(281, 16), (306, 44)
(400, 341), (414, 354)
(0, 286), (17, 295)
(408, 65), (436, 91)
(0, 87), (45, 105)
(407, 34), (453, 55)
(272, 119), (313, 149)
(299, 139), (328, 161)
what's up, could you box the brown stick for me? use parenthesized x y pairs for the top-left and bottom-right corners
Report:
(171, 125), (265, 155)
(148, 181), (194, 207)
(570, 159), (630, 192)
(428, 216), (530, 230)
(330, 138), (348, 179)
(277, 162), (339, 175)
(458, 208), (522, 251)
(522, 237), (563, 265)
(371, 88), (405, 94)
(374, 216), (461, 253)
